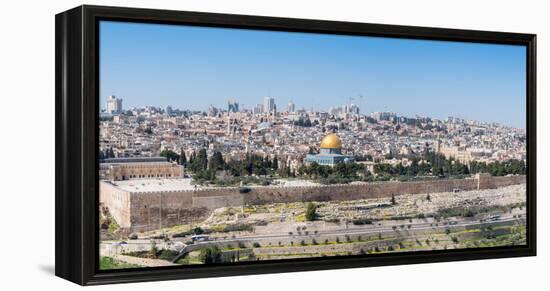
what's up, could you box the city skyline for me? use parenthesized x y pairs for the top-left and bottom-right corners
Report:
(100, 21), (526, 128)
(101, 96), (524, 130)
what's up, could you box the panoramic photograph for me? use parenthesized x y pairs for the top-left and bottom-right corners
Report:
(97, 21), (527, 270)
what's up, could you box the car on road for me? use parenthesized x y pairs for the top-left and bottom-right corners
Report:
(191, 235), (210, 242)
(488, 215), (501, 221)
(239, 187), (252, 193)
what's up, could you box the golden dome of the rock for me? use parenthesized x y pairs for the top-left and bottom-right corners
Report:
(320, 133), (342, 149)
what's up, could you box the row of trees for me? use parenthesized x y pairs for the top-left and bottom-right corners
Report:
(99, 147), (116, 159)
(161, 149), (283, 184)
(424, 152), (471, 177)
(372, 153), (471, 178)
(372, 152), (525, 178)
(198, 246), (222, 264)
(224, 154), (279, 177)
(160, 147), (525, 184)
(296, 162), (367, 184)
(160, 148), (216, 173)
(469, 159), (526, 176)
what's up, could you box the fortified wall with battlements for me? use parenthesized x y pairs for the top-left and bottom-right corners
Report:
(100, 173), (526, 232)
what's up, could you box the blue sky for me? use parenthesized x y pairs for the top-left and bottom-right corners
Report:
(100, 21), (526, 128)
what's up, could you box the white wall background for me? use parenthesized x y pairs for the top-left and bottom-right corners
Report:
(0, 0), (546, 289)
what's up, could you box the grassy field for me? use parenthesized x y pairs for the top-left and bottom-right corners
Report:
(99, 256), (143, 270)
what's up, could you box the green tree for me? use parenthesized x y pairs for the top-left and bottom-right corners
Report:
(305, 202), (317, 221)
(189, 149), (208, 172)
(192, 227), (204, 235)
(198, 149), (208, 170)
(409, 159), (419, 176)
(160, 149), (179, 162)
(273, 155), (279, 169)
(108, 147), (115, 158)
(148, 241), (158, 258)
(209, 151), (225, 170)
(199, 246), (222, 264)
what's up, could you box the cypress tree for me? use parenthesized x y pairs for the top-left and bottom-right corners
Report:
(273, 155), (279, 170)
(179, 148), (187, 166)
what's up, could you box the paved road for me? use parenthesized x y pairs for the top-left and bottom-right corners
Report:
(101, 214), (523, 263)
(166, 215), (522, 263)
(183, 215), (521, 246)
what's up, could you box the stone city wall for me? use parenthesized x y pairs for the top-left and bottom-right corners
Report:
(99, 181), (132, 228)
(100, 174), (526, 232)
(478, 174), (526, 189)
(242, 178), (478, 205)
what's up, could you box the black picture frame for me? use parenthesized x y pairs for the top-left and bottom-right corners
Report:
(55, 4), (537, 286)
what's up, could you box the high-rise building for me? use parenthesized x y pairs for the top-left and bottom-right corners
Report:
(106, 95), (123, 114)
(272, 104), (277, 121)
(346, 104), (360, 115)
(228, 99), (239, 113)
(253, 104), (263, 115)
(328, 103), (360, 118)
(371, 111), (396, 122)
(208, 105), (219, 117)
(263, 96), (275, 114)
(329, 106), (344, 117)
(166, 105), (173, 116)
(286, 101), (295, 113)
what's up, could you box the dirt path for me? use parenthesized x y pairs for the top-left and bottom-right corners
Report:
(112, 254), (178, 267)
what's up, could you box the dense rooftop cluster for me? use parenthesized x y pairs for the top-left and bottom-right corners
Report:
(99, 102), (526, 176)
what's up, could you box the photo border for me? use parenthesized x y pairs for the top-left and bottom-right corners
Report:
(55, 5), (536, 285)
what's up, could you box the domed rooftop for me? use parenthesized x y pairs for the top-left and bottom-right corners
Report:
(320, 133), (342, 149)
